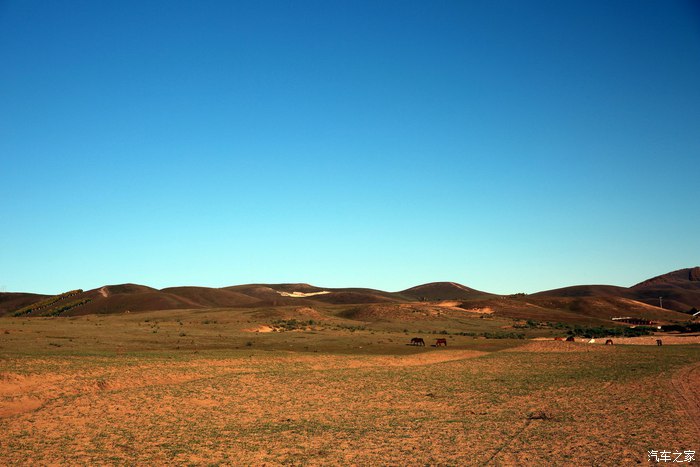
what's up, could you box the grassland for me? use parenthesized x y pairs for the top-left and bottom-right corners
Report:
(1, 307), (698, 465)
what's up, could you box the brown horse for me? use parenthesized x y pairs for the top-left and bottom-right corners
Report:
(565, 336), (575, 342)
(605, 339), (613, 345)
(410, 337), (425, 346)
(656, 339), (663, 346)
(435, 338), (447, 346)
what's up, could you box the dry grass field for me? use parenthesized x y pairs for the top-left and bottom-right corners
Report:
(1, 309), (698, 465)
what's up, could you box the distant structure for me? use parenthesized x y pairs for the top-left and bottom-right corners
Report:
(611, 317), (656, 326)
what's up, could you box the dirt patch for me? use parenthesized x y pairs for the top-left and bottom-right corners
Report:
(1, 346), (698, 465)
(463, 306), (493, 314)
(671, 362), (700, 436)
(434, 301), (493, 314)
(505, 341), (613, 353)
(276, 290), (330, 298)
(243, 325), (275, 333)
(0, 397), (43, 418)
(436, 301), (461, 308)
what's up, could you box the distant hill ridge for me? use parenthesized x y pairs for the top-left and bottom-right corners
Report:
(1, 267), (698, 316)
(535, 267), (700, 313)
(632, 267), (700, 288)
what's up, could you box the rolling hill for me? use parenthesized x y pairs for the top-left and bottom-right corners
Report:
(3, 267), (698, 324)
(535, 267), (700, 313)
(630, 267), (700, 312)
(399, 282), (493, 301)
(0, 292), (51, 315)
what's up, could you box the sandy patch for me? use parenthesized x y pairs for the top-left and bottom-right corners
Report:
(0, 397), (43, 417)
(463, 306), (494, 314)
(436, 301), (461, 308)
(276, 291), (331, 298)
(243, 325), (275, 333)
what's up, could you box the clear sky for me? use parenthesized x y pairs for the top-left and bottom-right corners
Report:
(1, 1), (699, 295)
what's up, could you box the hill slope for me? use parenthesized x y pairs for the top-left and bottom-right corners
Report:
(630, 267), (700, 312)
(534, 267), (700, 313)
(0, 292), (51, 314)
(3, 267), (698, 321)
(400, 282), (492, 301)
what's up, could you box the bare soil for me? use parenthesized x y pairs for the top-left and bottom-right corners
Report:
(1, 345), (698, 465)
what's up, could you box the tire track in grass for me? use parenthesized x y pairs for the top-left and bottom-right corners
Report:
(484, 418), (534, 465)
(670, 362), (700, 437)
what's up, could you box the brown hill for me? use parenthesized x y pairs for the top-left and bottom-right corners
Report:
(400, 282), (492, 301)
(310, 291), (397, 305)
(72, 285), (202, 315)
(0, 292), (50, 314)
(312, 287), (407, 305)
(458, 295), (690, 325)
(630, 267), (700, 313)
(3, 267), (698, 320)
(515, 296), (690, 323)
(223, 284), (405, 306)
(533, 267), (700, 314)
(161, 286), (262, 308)
(532, 285), (632, 299)
(261, 283), (326, 294)
(222, 285), (321, 307)
(633, 267), (700, 288)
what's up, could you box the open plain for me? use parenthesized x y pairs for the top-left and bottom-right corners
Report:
(1, 305), (698, 465)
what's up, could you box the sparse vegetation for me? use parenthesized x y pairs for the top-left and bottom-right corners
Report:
(660, 322), (700, 333)
(565, 325), (654, 338)
(0, 312), (696, 465)
(12, 290), (84, 316)
(44, 298), (92, 316)
(271, 319), (316, 331)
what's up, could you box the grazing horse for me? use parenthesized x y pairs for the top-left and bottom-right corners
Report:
(435, 338), (447, 346)
(656, 339), (663, 346)
(565, 336), (575, 342)
(605, 339), (613, 345)
(410, 337), (425, 346)
(554, 337), (564, 341)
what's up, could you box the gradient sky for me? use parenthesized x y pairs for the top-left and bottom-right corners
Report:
(2, 1), (699, 295)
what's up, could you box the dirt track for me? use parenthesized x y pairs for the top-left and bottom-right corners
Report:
(671, 362), (700, 437)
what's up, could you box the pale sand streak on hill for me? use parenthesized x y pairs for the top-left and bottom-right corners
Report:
(276, 291), (331, 298)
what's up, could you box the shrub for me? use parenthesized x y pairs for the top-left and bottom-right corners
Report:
(661, 323), (700, 333)
(566, 325), (654, 338)
(45, 298), (92, 316)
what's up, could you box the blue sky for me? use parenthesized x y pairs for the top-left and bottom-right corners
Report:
(1, 1), (699, 294)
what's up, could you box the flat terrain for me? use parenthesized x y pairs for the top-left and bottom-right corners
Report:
(0, 310), (698, 465)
